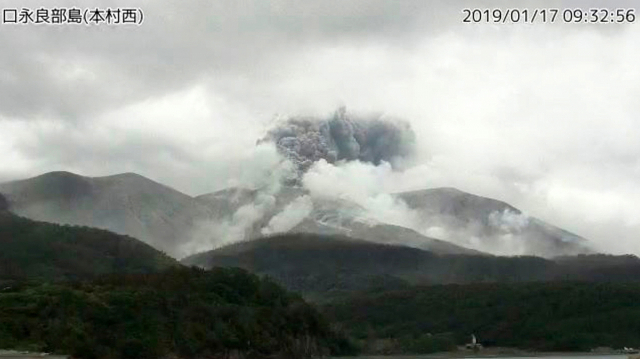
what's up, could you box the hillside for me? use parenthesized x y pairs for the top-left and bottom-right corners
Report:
(395, 187), (592, 257)
(195, 186), (482, 255)
(1, 172), (480, 257)
(0, 266), (355, 359)
(323, 282), (640, 354)
(182, 233), (640, 296)
(194, 186), (592, 257)
(0, 171), (214, 257)
(0, 194), (178, 282)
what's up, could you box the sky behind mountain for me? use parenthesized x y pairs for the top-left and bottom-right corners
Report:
(0, 0), (639, 254)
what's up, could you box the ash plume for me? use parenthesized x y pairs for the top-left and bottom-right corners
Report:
(260, 107), (416, 174)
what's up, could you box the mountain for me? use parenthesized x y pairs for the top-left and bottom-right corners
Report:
(0, 172), (479, 257)
(394, 187), (592, 257)
(195, 187), (260, 219)
(195, 185), (591, 257)
(195, 186), (482, 255)
(181, 233), (640, 297)
(1, 171), (591, 258)
(0, 195), (178, 282)
(0, 171), (214, 257)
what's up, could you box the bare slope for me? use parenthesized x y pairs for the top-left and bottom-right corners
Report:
(394, 187), (592, 257)
(195, 186), (481, 255)
(0, 171), (213, 257)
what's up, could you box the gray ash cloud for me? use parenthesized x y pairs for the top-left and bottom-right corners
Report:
(261, 107), (416, 172)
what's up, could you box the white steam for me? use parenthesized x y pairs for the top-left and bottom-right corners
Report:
(180, 192), (277, 256)
(489, 210), (530, 233)
(178, 143), (296, 256)
(302, 159), (420, 228)
(262, 195), (313, 235)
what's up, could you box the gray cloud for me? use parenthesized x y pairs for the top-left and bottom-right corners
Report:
(0, 0), (450, 120)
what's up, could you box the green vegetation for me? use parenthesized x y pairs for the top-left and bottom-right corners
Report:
(0, 208), (178, 283)
(323, 282), (640, 354)
(0, 266), (356, 359)
(182, 233), (640, 297)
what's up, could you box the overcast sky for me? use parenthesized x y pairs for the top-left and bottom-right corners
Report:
(1, 0), (639, 254)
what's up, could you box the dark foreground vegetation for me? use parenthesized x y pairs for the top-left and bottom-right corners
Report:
(0, 266), (355, 359)
(323, 282), (640, 355)
(183, 233), (640, 296)
(0, 207), (178, 283)
(184, 234), (640, 355)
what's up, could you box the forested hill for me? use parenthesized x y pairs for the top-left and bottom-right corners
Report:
(0, 196), (178, 282)
(183, 233), (640, 296)
(323, 282), (640, 354)
(0, 267), (355, 359)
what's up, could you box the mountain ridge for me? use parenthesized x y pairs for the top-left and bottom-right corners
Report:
(1, 171), (593, 258)
(0, 171), (213, 257)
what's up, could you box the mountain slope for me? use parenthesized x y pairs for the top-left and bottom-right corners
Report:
(196, 185), (590, 257)
(394, 187), (592, 257)
(1, 171), (591, 259)
(290, 217), (482, 255)
(0, 171), (214, 257)
(196, 186), (481, 255)
(182, 233), (640, 297)
(0, 194), (178, 282)
(324, 282), (640, 353)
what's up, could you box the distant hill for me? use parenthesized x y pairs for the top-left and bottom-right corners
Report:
(0, 201), (178, 282)
(0, 171), (214, 257)
(395, 187), (592, 257)
(182, 233), (640, 297)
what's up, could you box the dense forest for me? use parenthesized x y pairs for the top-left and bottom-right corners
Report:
(0, 266), (355, 359)
(323, 282), (640, 355)
(0, 202), (178, 283)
